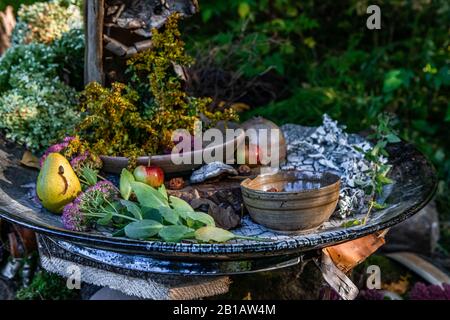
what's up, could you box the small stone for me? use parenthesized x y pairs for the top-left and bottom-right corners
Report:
(190, 161), (238, 184)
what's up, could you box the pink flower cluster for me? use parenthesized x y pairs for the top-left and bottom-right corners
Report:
(39, 136), (75, 167)
(62, 181), (119, 231)
(409, 282), (450, 300)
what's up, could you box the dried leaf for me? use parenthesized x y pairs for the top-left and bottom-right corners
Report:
(191, 198), (241, 230)
(20, 151), (40, 169)
(324, 230), (387, 273)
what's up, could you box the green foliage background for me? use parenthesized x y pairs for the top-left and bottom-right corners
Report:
(0, 1), (36, 11)
(184, 0), (450, 225)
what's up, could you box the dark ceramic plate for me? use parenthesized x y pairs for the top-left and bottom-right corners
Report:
(0, 141), (437, 262)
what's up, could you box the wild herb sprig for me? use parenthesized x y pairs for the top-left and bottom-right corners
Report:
(362, 114), (400, 224)
(344, 114), (400, 227)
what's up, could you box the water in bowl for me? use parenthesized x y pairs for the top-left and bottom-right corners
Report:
(283, 180), (323, 192)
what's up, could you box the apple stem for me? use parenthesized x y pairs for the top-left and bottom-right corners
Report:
(147, 154), (151, 167)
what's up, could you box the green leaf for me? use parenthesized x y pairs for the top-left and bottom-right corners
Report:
(383, 70), (403, 93)
(159, 206), (180, 225)
(141, 206), (163, 223)
(158, 184), (168, 201)
(112, 228), (125, 237)
(376, 175), (393, 185)
(97, 210), (113, 226)
(201, 8), (213, 22)
(169, 196), (194, 212)
(158, 225), (195, 242)
(124, 220), (163, 240)
(131, 181), (169, 208)
(119, 199), (143, 220)
(341, 219), (362, 228)
(180, 211), (215, 228)
(195, 226), (236, 243)
(120, 169), (135, 200)
(386, 133), (401, 143)
(81, 167), (98, 186)
(445, 103), (450, 122)
(238, 2), (250, 19)
(372, 202), (387, 210)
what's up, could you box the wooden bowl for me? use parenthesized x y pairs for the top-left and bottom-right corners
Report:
(100, 122), (245, 175)
(241, 170), (340, 232)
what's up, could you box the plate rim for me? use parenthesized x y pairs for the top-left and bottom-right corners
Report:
(0, 142), (438, 259)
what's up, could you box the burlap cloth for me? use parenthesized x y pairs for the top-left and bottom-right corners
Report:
(37, 235), (230, 300)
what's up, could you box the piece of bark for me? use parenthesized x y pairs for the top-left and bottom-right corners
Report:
(324, 230), (387, 274)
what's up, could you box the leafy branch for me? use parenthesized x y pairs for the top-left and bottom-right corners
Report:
(362, 114), (400, 224)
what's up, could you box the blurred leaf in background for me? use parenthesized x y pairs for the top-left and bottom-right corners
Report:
(184, 0), (450, 248)
(0, 1), (39, 12)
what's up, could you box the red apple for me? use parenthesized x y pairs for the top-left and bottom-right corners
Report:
(237, 143), (261, 167)
(133, 165), (164, 188)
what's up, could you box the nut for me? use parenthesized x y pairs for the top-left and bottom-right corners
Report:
(238, 165), (251, 175)
(168, 177), (185, 190)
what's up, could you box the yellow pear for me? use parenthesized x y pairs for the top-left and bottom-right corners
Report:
(36, 153), (81, 214)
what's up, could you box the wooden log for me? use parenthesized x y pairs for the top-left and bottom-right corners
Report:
(84, 0), (105, 85)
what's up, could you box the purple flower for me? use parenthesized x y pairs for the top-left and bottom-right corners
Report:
(409, 282), (450, 300)
(40, 137), (75, 167)
(357, 289), (385, 300)
(70, 151), (103, 172)
(61, 181), (118, 231)
(61, 197), (87, 231)
(63, 136), (76, 143)
(70, 151), (89, 170)
(86, 180), (119, 198)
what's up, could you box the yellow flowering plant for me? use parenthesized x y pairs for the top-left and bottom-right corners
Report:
(75, 13), (237, 160)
